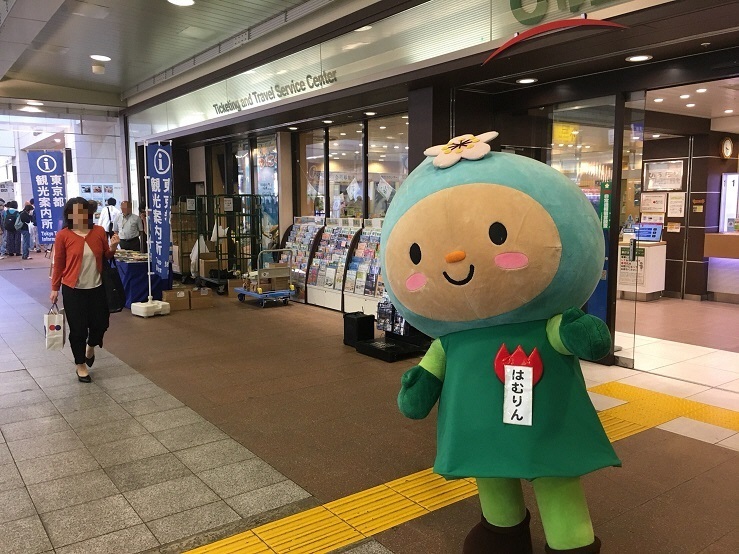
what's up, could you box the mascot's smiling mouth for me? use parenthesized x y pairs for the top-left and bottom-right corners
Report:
(443, 265), (475, 286)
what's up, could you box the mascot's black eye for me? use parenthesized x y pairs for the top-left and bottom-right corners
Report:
(409, 243), (422, 265)
(488, 222), (507, 245)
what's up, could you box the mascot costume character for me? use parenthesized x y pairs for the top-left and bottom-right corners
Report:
(381, 131), (620, 553)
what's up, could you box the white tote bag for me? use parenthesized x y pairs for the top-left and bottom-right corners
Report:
(44, 304), (66, 350)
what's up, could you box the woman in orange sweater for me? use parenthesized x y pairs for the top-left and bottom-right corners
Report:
(50, 197), (119, 382)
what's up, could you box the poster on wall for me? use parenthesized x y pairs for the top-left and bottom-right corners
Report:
(644, 160), (684, 191)
(667, 192), (686, 217)
(27, 151), (67, 245)
(256, 135), (279, 248)
(0, 181), (15, 202)
(146, 143), (172, 280)
(640, 192), (667, 213)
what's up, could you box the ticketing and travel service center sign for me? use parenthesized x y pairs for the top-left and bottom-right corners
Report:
(211, 70), (337, 116)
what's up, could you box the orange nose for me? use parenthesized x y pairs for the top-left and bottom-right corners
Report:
(445, 250), (467, 263)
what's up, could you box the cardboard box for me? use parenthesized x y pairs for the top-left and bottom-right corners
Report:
(189, 288), (214, 309)
(272, 276), (290, 291)
(227, 278), (246, 297)
(199, 253), (219, 278)
(163, 289), (190, 311)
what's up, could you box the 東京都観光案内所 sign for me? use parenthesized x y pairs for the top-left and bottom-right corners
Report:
(146, 144), (172, 280)
(28, 151), (67, 245)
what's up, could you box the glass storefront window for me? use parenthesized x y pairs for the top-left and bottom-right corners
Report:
(254, 135), (279, 248)
(297, 129), (325, 217)
(329, 123), (364, 218)
(235, 141), (251, 196)
(368, 115), (408, 217)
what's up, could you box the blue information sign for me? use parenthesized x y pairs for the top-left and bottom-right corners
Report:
(146, 143), (172, 280)
(28, 151), (67, 245)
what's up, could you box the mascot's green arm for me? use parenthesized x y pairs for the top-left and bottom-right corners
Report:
(547, 307), (611, 361)
(397, 339), (445, 420)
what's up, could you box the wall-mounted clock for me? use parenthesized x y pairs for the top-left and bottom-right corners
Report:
(721, 137), (733, 159)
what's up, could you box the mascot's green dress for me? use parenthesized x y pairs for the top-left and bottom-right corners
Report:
(381, 132), (620, 553)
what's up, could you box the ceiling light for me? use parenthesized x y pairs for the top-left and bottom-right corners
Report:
(725, 109), (734, 114)
(516, 78), (538, 84)
(585, 145), (591, 149)
(19, 106), (43, 113)
(567, 144), (573, 148)
(679, 94), (690, 99)
(696, 88), (707, 93)
(288, 127), (298, 130)
(626, 54), (652, 62)
(652, 134), (661, 138)
(558, 144), (564, 147)
(276, 70), (288, 75)
(383, 145), (387, 148)
(27, 101), (44, 106)
(701, 42), (711, 47)
(401, 115), (408, 119)
(323, 120), (333, 124)
(342, 42), (368, 51)
(405, 122), (409, 125)
(686, 103), (695, 108)
(356, 130), (362, 133)
(340, 132), (346, 136)
(576, 145), (582, 149)
(168, 0), (195, 6)
(341, 153), (346, 156)
(370, 144), (376, 147)
(354, 151), (359, 154)
(333, 142), (339, 146)
(379, 126), (386, 129)
(354, 26), (372, 32)
(393, 146), (399, 149)
(365, 112), (376, 116)
(54, 138), (62, 143)
(571, 130), (579, 135)
(653, 98), (664, 103)
(405, 146), (409, 150)
(90, 54), (111, 61)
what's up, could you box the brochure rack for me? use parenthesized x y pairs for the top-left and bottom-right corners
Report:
(196, 194), (262, 294)
(306, 218), (363, 311)
(280, 216), (324, 302)
(343, 218), (384, 315)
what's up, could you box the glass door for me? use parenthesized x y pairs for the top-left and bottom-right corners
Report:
(548, 96), (636, 367)
(615, 94), (646, 367)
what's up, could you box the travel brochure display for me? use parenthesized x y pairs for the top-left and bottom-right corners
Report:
(343, 219), (385, 314)
(281, 216), (324, 298)
(306, 218), (362, 310)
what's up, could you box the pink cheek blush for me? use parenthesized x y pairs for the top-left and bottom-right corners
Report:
(406, 272), (428, 291)
(494, 252), (529, 270)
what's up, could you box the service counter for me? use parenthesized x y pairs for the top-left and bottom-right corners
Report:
(705, 232), (739, 304)
(617, 241), (667, 301)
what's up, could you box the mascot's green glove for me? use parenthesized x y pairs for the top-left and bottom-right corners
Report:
(559, 307), (611, 361)
(398, 365), (443, 420)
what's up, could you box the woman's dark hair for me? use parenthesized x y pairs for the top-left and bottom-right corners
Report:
(62, 197), (93, 230)
(23, 204), (33, 213)
(6, 200), (17, 209)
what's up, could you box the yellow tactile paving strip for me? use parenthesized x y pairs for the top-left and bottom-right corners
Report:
(187, 382), (737, 554)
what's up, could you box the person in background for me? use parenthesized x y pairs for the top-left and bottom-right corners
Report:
(97, 197), (121, 239)
(50, 197), (119, 382)
(0, 200), (6, 259)
(19, 204), (34, 260)
(4, 201), (21, 257)
(114, 201), (143, 251)
(28, 198), (43, 253)
(139, 205), (148, 253)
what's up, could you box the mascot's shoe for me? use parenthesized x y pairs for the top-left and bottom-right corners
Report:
(463, 510), (532, 554)
(545, 537), (601, 553)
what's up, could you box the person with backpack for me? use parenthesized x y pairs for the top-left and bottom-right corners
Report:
(19, 204), (34, 260)
(3, 201), (22, 256)
(0, 200), (6, 259)
(97, 198), (121, 240)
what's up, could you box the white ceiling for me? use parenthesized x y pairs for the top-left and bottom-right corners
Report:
(1, 0), (309, 94)
(646, 77), (739, 133)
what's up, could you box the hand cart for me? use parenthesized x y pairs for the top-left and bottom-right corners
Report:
(234, 249), (296, 307)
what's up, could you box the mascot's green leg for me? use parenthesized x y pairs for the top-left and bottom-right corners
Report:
(463, 478), (532, 554)
(533, 477), (600, 553)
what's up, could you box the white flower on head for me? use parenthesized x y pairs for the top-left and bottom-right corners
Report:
(423, 131), (499, 168)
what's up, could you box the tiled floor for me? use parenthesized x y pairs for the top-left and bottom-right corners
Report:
(0, 257), (737, 553)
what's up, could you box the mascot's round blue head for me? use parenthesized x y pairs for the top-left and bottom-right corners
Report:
(380, 131), (605, 338)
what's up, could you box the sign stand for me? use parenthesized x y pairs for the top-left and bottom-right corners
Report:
(131, 140), (171, 318)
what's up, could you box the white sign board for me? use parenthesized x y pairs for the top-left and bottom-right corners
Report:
(667, 192), (686, 218)
(641, 192), (667, 213)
